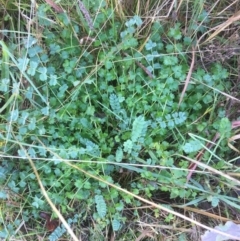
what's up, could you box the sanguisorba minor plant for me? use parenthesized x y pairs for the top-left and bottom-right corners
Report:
(0, 0), (238, 239)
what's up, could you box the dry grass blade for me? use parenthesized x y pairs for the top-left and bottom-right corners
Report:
(135, 228), (154, 241)
(217, 0), (240, 15)
(173, 205), (240, 224)
(203, 10), (240, 44)
(179, 154), (240, 186)
(157, 0), (175, 18)
(178, 47), (195, 106)
(228, 121), (240, 153)
(195, 81), (240, 102)
(44, 0), (64, 13)
(138, 222), (191, 232)
(228, 134), (240, 154)
(186, 132), (220, 182)
(232, 120), (240, 129)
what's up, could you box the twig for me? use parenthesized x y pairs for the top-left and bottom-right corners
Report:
(135, 61), (154, 79)
(122, 52), (153, 79)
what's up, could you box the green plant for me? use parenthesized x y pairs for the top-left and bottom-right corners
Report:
(48, 214), (79, 241)
(0, 1), (238, 240)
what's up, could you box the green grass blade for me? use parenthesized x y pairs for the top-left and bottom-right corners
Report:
(0, 40), (47, 105)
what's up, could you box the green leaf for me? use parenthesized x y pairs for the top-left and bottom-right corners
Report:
(0, 78), (10, 92)
(28, 117), (36, 130)
(37, 5), (52, 26)
(29, 173), (36, 179)
(17, 58), (29, 71)
(10, 109), (19, 121)
(105, 60), (113, 69)
(8, 180), (19, 193)
(125, 16), (141, 27)
(63, 59), (76, 73)
(27, 61), (38, 76)
(112, 219), (121, 231)
(184, 36), (192, 45)
(211, 196), (219, 207)
(75, 180), (83, 188)
(84, 181), (91, 189)
(57, 12), (70, 26)
(167, 23), (182, 40)
(122, 37), (138, 49)
(68, 146), (78, 158)
(0, 191), (8, 199)
(23, 36), (37, 48)
(86, 106), (95, 116)
(219, 117), (231, 138)
(110, 94), (121, 114)
(32, 196), (44, 209)
(123, 140), (133, 154)
(19, 180), (27, 188)
(41, 106), (49, 116)
(172, 65), (182, 78)
(157, 118), (167, 128)
(146, 51), (159, 61)
(131, 116), (147, 142)
(28, 45), (43, 57)
(49, 74), (58, 86)
(115, 201), (124, 211)
(163, 56), (178, 66)
(28, 147), (36, 158)
(95, 194), (107, 218)
(116, 148), (123, 162)
(180, 196), (206, 207)
(133, 15), (143, 26)
(18, 149), (26, 158)
(182, 139), (203, 153)
(198, 10), (210, 22)
(38, 67), (48, 81)
(145, 40), (157, 50)
(49, 43), (61, 54)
